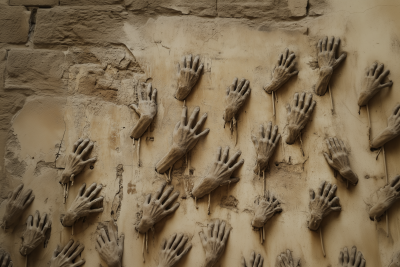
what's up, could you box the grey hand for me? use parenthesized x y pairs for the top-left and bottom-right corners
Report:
(223, 78), (251, 123)
(369, 175), (400, 220)
(1, 184), (35, 229)
(371, 103), (400, 149)
(339, 246), (366, 267)
(252, 122), (280, 173)
(96, 221), (124, 267)
(50, 239), (85, 267)
(158, 233), (192, 267)
(241, 251), (264, 267)
(252, 191), (282, 228)
(20, 211), (52, 256)
(358, 62), (392, 107)
(175, 55), (203, 100)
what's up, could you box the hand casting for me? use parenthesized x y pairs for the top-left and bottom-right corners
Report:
(0, 250), (12, 267)
(252, 122), (280, 174)
(175, 54), (203, 100)
(252, 191), (282, 228)
(369, 175), (400, 220)
(20, 211), (52, 256)
(50, 239), (85, 267)
(339, 246), (366, 267)
(276, 250), (299, 267)
(96, 221), (124, 267)
(241, 251), (264, 267)
(158, 233), (192, 267)
(370, 103), (400, 149)
(223, 78), (251, 123)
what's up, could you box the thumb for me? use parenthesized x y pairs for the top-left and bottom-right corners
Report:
(241, 256), (247, 267)
(323, 152), (333, 166)
(129, 104), (139, 113)
(53, 244), (61, 258)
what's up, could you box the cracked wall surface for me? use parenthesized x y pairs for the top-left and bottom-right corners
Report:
(0, 0), (400, 266)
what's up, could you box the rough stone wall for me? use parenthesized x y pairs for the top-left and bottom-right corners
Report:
(0, 0), (400, 266)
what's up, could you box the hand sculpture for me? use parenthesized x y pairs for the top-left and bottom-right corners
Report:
(96, 221), (124, 267)
(60, 183), (103, 227)
(192, 146), (243, 199)
(308, 181), (341, 231)
(252, 191), (282, 228)
(264, 48), (298, 94)
(156, 106), (209, 174)
(129, 83), (157, 139)
(50, 239), (85, 267)
(0, 250), (12, 267)
(370, 103), (400, 149)
(339, 246), (365, 267)
(158, 233), (192, 267)
(315, 36), (347, 96)
(199, 219), (231, 267)
(1, 184), (34, 229)
(20, 211), (52, 256)
(175, 54), (203, 100)
(252, 122), (280, 174)
(369, 175), (400, 220)
(323, 137), (358, 186)
(223, 78), (251, 123)
(285, 92), (316, 144)
(136, 182), (180, 234)
(60, 138), (97, 184)
(276, 250), (299, 267)
(241, 251), (264, 267)
(358, 62), (393, 107)
(389, 251), (400, 267)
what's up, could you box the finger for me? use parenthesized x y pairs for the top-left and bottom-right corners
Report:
(72, 139), (84, 153)
(334, 52), (347, 69)
(88, 208), (103, 214)
(171, 233), (184, 250)
(196, 64), (203, 76)
(254, 253), (261, 267)
(21, 189), (33, 204)
(265, 121), (272, 140)
(118, 233), (125, 251)
(374, 64), (384, 78)
(329, 196), (340, 206)
(192, 113), (208, 133)
(61, 239), (75, 255)
(181, 106), (187, 126)
(39, 212), (47, 229)
(329, 138), (337, 152)
(334, 137), (341, 151)
(277, 53), (283, 67)
(146, 83), (152, 100)
(76, 139), (90, 155)
(53, 244), (61, 258)
(292, 93), (299, 108)
(81, 157), (97, 166)
(281, 254), (289, 266)
(340, 139), (347, 153)
(199, 231), (207, 247)
(323, 182), (331, 197)
(177, 242), (192, 259)
(354, 250), (362, 267)
(154, 182), (166, 200)
(213, 219), (220, 238)
(339, 250), (344, 265)
(302, 93), (312, 112)
(236, 78), (246, 92)
(328, 36), (334, 51)
(33, 210), (40, 227)
(187, 54), (192, 69)
(330, 206), (341, 212)
(230, 78), (238, 92)
(151, 88), (157, 103)
(286, 103), (291, 116)
(285, 53), (295, 68)
(326, 139), (334, 155)
(71, 259), (85, 267)
(298, 92), (305, 109)
(392, 104), (400, 116)
(69, 244), (85, 261)
(306, 100), (316, 117)
(332, 37), (340, 53)
(309, 189), (315, 200)
(100, 228), (109, 244)
(323, 152), (334, 166)
(95, 242), (101, 252)
(12, 184), (24, 200)
(378, 69), (390, 82)
(220, 146), (230, 163)
(360, 257), (366, 267)
(192, 56), (199, 70)
(163, 202), (180, 216)
(159, 185), (174, 203)
(327, 184), (337, 200)
(258, 256), (264, 267)
(23, 195), (35, 209)
(77, 183), (86, 197)
(175, 235), (188, 252)
(230, 159), (244, 172)
(181, 56), (186, 69)
(282, 48), (289, 65)
(241, 256), (247, 267)
(318, 181), (326, 196)
(166, 233), (177, 249)
(322, 36), (328, 51)
(218, 221), (226, 241)
(350, 246), (356, 265)
(107, 221), (117, 242)
(42, 217), (52, 234)
(83, 183), (97, 197)
(207, 221), (214, 238)
(390, 175), (400, 187)
(317, 39), (322, 53)
(259, 124), (264, 139)
(378, 81), (393, 90)
(239, 80), (250, 95)
(222, 226), (231, 244)
(162, 191), (179, 208)
(187, 107), (200, 129)
(97, 235), (105, 246)
(369, 62), (377, 76)
(26, 215), (33, 229)
(88, 184), (102, 200)
(270, 125), (278, 143)
(274, 134), (281, 146)
(226, 150), (242, 167)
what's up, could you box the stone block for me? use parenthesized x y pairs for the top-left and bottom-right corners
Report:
(60, 0), (123, 5)
(217, 0), (291, 19)
(0, 7), (30, 43)
(34, 6), (127, 45)
(5, 49), (67, 93)
(288, 0), (308, 17)
(9, 0), (57, 6)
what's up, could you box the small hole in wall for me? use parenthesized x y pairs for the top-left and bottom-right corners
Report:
(123, 127), (125, 129)
(189, 169), (194, 175)
(275, 162), (279, 167)
(90, 166), (94, 170)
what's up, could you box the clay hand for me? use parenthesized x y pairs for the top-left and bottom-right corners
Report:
(192, 146), (243, 199)
(264, 48), (298, 94)
(358, 63), (392, 107)
(60, 183), (103, 227)
(285, 92), (316, 144)
(252, 191), (282, 228)
(223, 78), (251, 123)
(60, 138), (97, 184)
(0, 250), (12, 267)
(20, 211), (52, 256)
(369, 175), (400, 220)
(308, 181), (341, 230)
(1, 184), (34, 229)
(252, 122), (280, 173)
(276, 250), (299, 267)
(136, 182), (180, 234)
(96, 221), (124, 267)
(324, 137), (358, 185)
(339, 246), (366, 267)
(175, 54), (203, 100)
(50, 239), (85, 267)
(199, 219), (231, 267)
(156, 106), (209, 174)
(129, 83), (157, 139)
(241, 251), (264, 267)
(158, 233), (192, 267)
(371, 103), (400, 149)
(315, 36), (347, 96)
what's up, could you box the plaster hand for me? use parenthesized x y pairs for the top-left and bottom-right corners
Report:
(223, 78), (251, 123)
(158, 233), (192, 267)
(129, 82), (157, 139)
(192, 146), (243, 199)
(339, 246), (366, 267)
(308, 181), (341, 231)
(156, 106), (209, 174)
(136, 182), (180, 234)
(20, 211), (52, 256)
(241, 251), (264, 267)
(251, 122), (281, 174)
(315, 36), (347, 96)
(285, 92), (316, 145)
(370, 103), (400, 149)
(358, 62), (392, 107)
(96, 221), (124, 267)
(60, 138), (97, 184)
(323, 137), (358, 186)
(60, 183), (103, 227)
(276, 250), (300, 267)
(199, 219), (231, 267)
(264, 48), (299, 94)
(175, 54), (203, 100)
(252, 191), (282, 228)
(389, 251), (400, 267)
(50, 239), (85, 267)
(369, 175), (400, 220)
(0, 250), (12, 267)
(1, 184), (35, 229)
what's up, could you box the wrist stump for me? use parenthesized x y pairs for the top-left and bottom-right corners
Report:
(60, 212), (78, 227)
(315, 67), (333, 96)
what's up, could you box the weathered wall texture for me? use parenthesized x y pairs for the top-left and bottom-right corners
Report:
(1, 0), (400, 266)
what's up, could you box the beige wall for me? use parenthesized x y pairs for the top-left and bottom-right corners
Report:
(0, 0), (400, 266)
